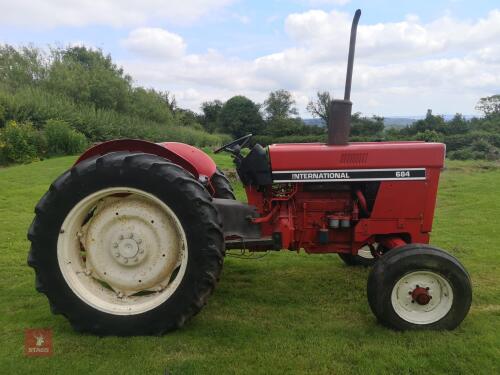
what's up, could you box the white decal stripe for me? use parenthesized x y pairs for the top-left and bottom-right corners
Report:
(272, 177), (426, 183)
(273, 168), (426, 173)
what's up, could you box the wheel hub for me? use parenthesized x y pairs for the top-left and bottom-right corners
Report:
(82, 194), (184, 295)
(411, 286), (431, 305)
(112, 234), (146, 266)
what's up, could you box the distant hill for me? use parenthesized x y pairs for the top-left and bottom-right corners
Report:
(303, 115), (478, 129)
(303, 118), (325, 127)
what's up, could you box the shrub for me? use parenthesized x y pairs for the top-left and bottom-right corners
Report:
(0, 87), (229, 147)
(0, 121), (45, 163)
(414, 130), (443, 143)
(448, 149), (475, 160)
(0, 103), (5, 127)
(44, 119), (88, 155)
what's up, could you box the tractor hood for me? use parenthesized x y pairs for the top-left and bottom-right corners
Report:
(268, 141), (445, 172)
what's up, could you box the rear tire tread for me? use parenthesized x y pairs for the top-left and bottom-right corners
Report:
(27, 152), (224, 336)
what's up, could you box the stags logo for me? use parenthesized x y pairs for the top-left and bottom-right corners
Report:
(25, 329), (53, 357)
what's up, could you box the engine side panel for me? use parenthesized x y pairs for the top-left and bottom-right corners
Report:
(242, 141), (445, 254)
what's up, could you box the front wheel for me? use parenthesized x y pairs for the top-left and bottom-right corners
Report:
(28, 152), (224, 335)
(367, 244), (472, 330)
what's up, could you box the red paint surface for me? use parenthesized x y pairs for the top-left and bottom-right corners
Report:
(268, 141), (445, 170)
(75, 139), (216, 179)
(245, 141), (445, 255)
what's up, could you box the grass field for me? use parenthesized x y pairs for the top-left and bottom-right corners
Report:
(0, 154), (499, 374)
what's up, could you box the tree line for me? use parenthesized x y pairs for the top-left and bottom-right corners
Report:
(195, 90), (499, 160)
(1, 44), (498, 164)
(0, 45), (229, 163)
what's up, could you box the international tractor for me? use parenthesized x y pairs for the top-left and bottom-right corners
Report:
(28, 10), (472, 335)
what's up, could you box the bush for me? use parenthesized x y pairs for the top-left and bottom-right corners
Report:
(0, 103), (5, 127)
(414, 130), (443, 143)
(447, 149), (475, 160)
(0, 121), (46, 163)
(44, 119), (88, 155)
(0, 87), (230, 148)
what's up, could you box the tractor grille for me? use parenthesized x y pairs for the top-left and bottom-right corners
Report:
(340, 152), (368, 165)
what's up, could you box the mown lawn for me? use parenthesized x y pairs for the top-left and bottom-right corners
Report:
(0, 154), (499, 374)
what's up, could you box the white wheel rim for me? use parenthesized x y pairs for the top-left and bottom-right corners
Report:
(57, 187), (188, 315)
(391, 271), (453, 325)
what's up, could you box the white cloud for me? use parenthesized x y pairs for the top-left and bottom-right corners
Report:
(120, 10), (500, 116)
(122, 28), (186, 59)
(285, 9), (500, 61)
(304, 0), (351, 5)
(232, 14), (251, 25)
(0, 0), (234, 28)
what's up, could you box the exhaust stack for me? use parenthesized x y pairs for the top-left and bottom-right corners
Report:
(327, 9), (361, 146)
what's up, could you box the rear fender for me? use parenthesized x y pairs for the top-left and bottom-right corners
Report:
(75, 139), (217, 182)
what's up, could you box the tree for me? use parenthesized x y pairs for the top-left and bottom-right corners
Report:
(129, 88), (174, 124)
(306, 91), (332, 124)
(446, 113), (469, 135)
(45, 46), (132, 111)
(263, 90), (298, 120)
(0, 45), (46, 89)
(218, 96), (263, 137)
(174, 108), (203, 128)
(405, 109), (446, 135)
(200, 100), (223, 133)
(164, 91), (177, 112)
(350, 113), (384, 137)
(476, 95), (500, 117)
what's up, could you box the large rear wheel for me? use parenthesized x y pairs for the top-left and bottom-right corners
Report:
(28, 152), (224, 335)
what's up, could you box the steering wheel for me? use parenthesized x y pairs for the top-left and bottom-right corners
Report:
(214, 134), (253, 154)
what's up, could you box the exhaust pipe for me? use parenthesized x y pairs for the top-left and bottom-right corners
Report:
(328, 9), (361, 145)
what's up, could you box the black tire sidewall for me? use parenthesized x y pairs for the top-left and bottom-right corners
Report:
(211, 168), (235, 199)
(367, 245), (472, 330)
(31, 153), (223, 335)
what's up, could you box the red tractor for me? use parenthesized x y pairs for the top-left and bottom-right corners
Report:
(28, 10), (471, 335)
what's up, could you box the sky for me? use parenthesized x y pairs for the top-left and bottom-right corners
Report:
(1, 0), (499, 117)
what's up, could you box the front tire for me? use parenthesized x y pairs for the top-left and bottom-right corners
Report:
(27, 152), (224, 335)
(367, 244), (472, 330)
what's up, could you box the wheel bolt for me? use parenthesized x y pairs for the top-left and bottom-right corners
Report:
(113, 242), (118, 248)
(123, 259), (128, 264)
(84, 269), (91, 276)
(136, 239), (142, 244)
(119, 235), (124, 240)
(129, 233), (134, 239)
(139, 249), (144, 254)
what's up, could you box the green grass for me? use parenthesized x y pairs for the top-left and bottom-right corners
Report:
(0, 155), (499, 374)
